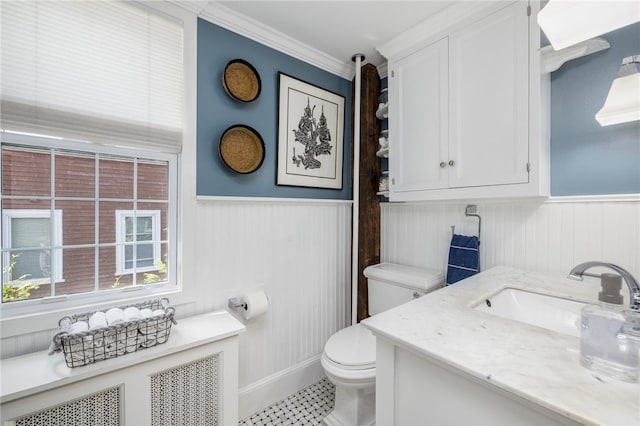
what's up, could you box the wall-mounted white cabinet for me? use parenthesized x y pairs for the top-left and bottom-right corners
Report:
(383, 1), (549, 202)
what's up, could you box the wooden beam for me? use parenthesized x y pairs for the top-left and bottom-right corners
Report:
(355, 63), (381, 322)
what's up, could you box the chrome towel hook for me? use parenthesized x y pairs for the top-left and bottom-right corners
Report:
(465, 204), (481, 241)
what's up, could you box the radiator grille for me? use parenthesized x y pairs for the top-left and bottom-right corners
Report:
(150, 354), (220, 426)
(14, 386), (121, 426)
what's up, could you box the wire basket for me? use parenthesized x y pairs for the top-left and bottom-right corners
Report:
(48, 298), (177, 368)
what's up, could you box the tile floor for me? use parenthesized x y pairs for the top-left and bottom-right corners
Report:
(238, 378), (335, 425)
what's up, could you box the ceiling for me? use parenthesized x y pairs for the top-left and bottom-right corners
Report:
(215, 1), (457, 68)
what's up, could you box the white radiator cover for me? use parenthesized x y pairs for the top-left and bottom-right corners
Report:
(13, 387), (121, 426)
(150, 354), (220, 426)
(381, 198), (640, 280)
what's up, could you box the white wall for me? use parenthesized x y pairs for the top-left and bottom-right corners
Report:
(0, 198), (352, 416)
(381, 197), (640, 283)
(181, 199), (352, 388)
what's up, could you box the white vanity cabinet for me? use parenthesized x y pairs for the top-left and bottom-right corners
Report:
(385, 1), (548, 201)
(375, 338), (581, 426)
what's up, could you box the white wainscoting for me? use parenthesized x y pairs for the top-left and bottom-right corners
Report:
(183, 200), (351, 388)
(381, 197), (640, 281)
(1, 200), (352, 417)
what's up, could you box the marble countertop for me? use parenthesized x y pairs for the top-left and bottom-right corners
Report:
(363, 266), (640, 426)
(1, 310), (245, 403)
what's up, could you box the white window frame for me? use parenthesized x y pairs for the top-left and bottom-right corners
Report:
(115, 210), (162, 275)
(0, 133), (179, 319)
(0, 0), (195, 336)
(1, 209), (64, 285)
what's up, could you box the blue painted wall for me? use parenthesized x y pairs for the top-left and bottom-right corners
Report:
(550, 23), (640, 196)
(197, 19), (353, 199)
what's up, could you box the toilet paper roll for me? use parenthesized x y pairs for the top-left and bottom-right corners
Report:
(241, 291), (269, 320)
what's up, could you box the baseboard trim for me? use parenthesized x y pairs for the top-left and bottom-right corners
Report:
(238, 355), (326, 420)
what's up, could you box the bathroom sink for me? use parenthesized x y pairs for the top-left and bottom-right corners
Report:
(474, 288), (586, 337)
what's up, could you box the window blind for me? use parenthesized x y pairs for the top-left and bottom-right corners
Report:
(1, 0), (184, 153)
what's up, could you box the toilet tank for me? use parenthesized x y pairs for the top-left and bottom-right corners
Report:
(364, 263), (444, 316)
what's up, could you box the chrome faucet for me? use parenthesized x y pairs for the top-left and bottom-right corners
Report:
(568, 262), (640, 311)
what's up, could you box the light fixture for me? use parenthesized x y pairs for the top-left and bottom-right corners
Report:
(595, 55), (640, 126)
(538, 0), (640, 51)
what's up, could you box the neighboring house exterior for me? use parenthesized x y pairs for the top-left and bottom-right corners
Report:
(1, 144), (169, 302)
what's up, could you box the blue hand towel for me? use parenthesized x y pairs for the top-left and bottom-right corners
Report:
(446, 234), (480, 285)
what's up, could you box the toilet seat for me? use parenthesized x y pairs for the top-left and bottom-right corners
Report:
(323, 323), (376, 369)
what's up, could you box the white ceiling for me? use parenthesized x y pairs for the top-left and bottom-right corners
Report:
(216, 1), (457, 68)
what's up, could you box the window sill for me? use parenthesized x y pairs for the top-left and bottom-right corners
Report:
(0, 286), (197, 339)
(1, 310), (245, 403)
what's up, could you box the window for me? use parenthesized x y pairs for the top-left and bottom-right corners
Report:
(0, 138), (176, 305)
(0, 0), (189, 314)
(2, 209), (64, 285)
(116, 210), (161, 275)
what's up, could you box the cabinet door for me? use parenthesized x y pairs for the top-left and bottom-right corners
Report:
(390, 37), (448, 196)
(449, 1), (529, 188)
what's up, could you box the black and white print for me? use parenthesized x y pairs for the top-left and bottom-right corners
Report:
(277, 73), (345, 190)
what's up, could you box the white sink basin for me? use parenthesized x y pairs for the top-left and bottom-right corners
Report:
(474, 288), (586, 337)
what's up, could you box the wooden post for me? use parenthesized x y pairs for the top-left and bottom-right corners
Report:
(355, 63), (381, 322)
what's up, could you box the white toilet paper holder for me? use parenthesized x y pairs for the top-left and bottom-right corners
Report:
(228, 297), (246, 310)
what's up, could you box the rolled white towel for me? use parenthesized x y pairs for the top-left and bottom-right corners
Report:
(124, 307), (143, 322)
(126, 324), (138, 338)
(156, 328), (170, 344)
(115, 342), (126, 356)
(103, 329), (117, 345)
(94, 347), (106, 361)
(140, 308), (154, 318)
(152, 309), (165, 317)
(66, 352), (93, 366)
(140, 334), (157, 348)
(104, 344), (116, 359)
(89, 312), (108, 330)
(125, 335), (139, 353)
(69, 321), (89, 334)
(138, 321), (156, 335)
(106, 308), (125, 326)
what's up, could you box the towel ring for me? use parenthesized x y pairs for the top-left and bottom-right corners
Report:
(451, 205), (481, 241)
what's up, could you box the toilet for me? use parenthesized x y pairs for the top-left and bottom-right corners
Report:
(321, 263), (444, 425)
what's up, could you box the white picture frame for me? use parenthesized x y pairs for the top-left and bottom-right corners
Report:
(277, 72), (345, 189)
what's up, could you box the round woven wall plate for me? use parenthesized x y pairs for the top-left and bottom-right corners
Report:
(222, 59), (261, 102)
(219, 125), (265, 174)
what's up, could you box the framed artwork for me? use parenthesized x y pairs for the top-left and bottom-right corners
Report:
(277, 72), (345, 189)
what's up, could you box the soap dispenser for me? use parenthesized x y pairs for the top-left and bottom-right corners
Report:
(580, 273), (640, 382)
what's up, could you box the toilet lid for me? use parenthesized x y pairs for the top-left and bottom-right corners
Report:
(324, 324), (376, 369)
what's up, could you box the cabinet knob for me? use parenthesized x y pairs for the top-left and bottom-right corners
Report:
(440, 162), (447, 168)
(448, 160), (455, 167)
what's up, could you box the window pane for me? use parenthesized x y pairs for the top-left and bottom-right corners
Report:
(57, 247), (95, 295)
(57, 200), (95, 245)
(123, 243), (155, 270)
(142, 243), (168, 285)
(55, 151), (96, 198)
(98, 246), (122, 290)
(99, 156), (133, 199)
(2, 253), (46, 303)
(11, 217), (50, 248)
(2, 199), (50, 210)
(138, 160), (168, 200)
(139, 202), (168, 240)
(10, 249), (50, 281)
(1, 146), (51, 196)
(99, 202), (133, 244)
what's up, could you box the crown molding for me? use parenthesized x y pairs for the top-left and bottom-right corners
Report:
(377, 1), (503, 61)
(376, 61), (388, 80)
(197, 2), (354, 80)
(167, 0), (209, 15)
